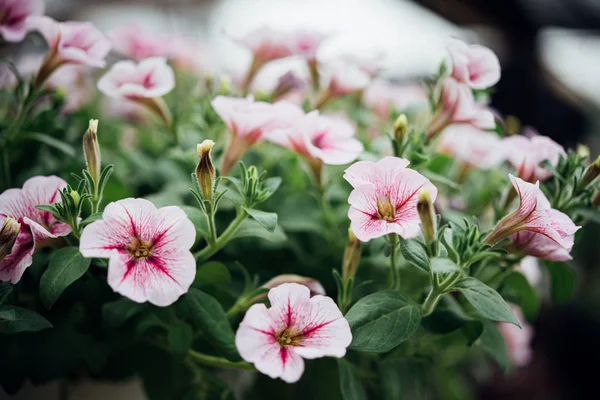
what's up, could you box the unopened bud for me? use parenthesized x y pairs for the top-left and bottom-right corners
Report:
(0, 217), (21, 262)
(393, 114), (408, 142)
(245, 166), (260, 199)
(218, 76), (232, 95)
(504, 115), (521, 136)
(342, 228), (361, 283)
(83, 119), (101, 193)
(417, 189), (436, 243)
(577, 144), (590, 159)
(196, 140), (216, 202)
(580, 155), (600, 189)
(70, 190), (81, 207)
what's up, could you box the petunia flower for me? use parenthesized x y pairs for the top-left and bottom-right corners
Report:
(79, 198), (196, 307)
(28, 16), (111, 85)
(0, 176), (71, 283)
(437, 124), (505, 170)
(211, 95), (305, 175)
(262, 274), (325, 296)
(446, 37), (501, 90)
(97, 57), (175, 130)
(314, 59), (371, 109)
(344, 157), (438, 242)
(363, 79), (428, 119)
(425, 78), (495, 140)
(0, 0), (44, 42)
(502, 130), (566, 182)
(484, 175), (580, 253)
(267, 111), (363, 165)
(497, 305), (534, 367)
(108, 23), (169, 61)
(235, 283), (352, 383)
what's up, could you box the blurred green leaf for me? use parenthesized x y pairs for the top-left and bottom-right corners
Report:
(400, 239), (430, 273)
(18, 132), (76, 157)
(430, 258), (464, 275)
(500, 272), (539, 320)
(477, 321), (509, 371)
(195, 261), (231, 285)
(243, 208), (278, 233)
(233, 219), (287, 243)
(80, 212), (103, 225)
(102, 297), (147, 328)
(0, 282), (12, 303)
(454, 278), (520, 326)
(0, 305), (52, 333)
(180, 205), (210, 240)
(40, 247), (91, 309)
(167, 323), (194, 361)
(337, 359), (367, 400)
(544, 261), (576, 305)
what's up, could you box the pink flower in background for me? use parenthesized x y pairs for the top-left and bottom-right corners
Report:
(336, 53), (383, 77)
(235, 283), (351, 383)
(0, 176), (71, 283)
(212, 95), (304, 174)
(262, 274), (326, 296)
(169, 36), (210, 73)
(47, 64), (92, 113)
(108, 23), (169, 61)
(426, 78), (495, 139)
(79, 198), (196, 306)
(503, 130), (566, 182)
(363, 79), (428, 118)
(325, 60), (371, 96)
(267, 111), (363, 165)
(446, 37), (501, 90)
(0, 0), (44, 42)
(498, 305), (534, 367)
(344, 157), (437, 242)
(234, 27), (296, 64)
(437, 124), (505, 169)
(484, 175), (580, 250)
(251, 69), (307, 102)
(517, 256), (542, 287)
(28, 16), (111, 69)
(97, 57), (175, 100)
(287, 29), (328, 61)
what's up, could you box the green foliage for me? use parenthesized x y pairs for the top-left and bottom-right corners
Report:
(0, 305), (52, 333)
(453, 278), (520, 326)
(544, 261), (576, 305)
(40, 247), (91, 309)
(337, 359), (367, 400)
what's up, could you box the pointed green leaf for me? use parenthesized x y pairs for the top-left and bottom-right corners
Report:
(40, 247), (91, 309)
(400, 239), (430, 272)
(243, 208), (278, 233)
(0, 305), (52, 333)
(454, 278), (520, 326)
(477, 321), (509, 371)
(232, 219), (287, 243)
(337, 359), (367, 400)
(102, 297), (147, 328)
(80, 212), (103, 225)
(195, 261), (231, 285)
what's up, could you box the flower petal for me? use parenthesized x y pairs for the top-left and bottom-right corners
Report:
(0, 227), (34, 284)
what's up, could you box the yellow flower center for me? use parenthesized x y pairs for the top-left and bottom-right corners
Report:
(377, 198), (396, 222)
(127, 237), (154, 260)
(275, 327), (303, 347)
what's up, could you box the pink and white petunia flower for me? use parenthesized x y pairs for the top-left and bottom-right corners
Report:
(79, 198), (196, 307)
(267, 111), (363, 165)
(235, 283), (351, 383)
(211, 95), (305, 175)
(28, 16), (111, 85)
(484, 175), (580, 252)
(344, 157), (438, 242)
(324, 59), (371, 97)
(437, 124), (505, 170)
(108, 23), (169, 61)
(363, 79), (428, 119)
(446, 37), (501, 90)
(0, 0), (44, 42)
(262, 274), (325, 296)
(502, 130), (566, 182)
(0, 176), (71, 283)
(426, 78), (495, 140)
(97, 57), (175, 100)
(497, 305), (533, 367)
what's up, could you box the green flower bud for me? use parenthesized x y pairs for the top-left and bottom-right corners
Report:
(342, 228), (361, 283)
(83, 119), (101, 192)
(196, 140), (216, 202)
(417, 189), (436, 244)
(393, 114), (408, 142)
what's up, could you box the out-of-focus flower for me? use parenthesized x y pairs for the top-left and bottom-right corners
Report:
(336, 53), (383, 77)
(0, 217), (20, 263)
(47, 64), (92, 113)
(363, 79), (428, 119)
(211, 95), (304, 174)
(517, 256), (542, 287)
(262, 274), (325, 295)
(484, 175), (581, 254)
(0, 176), (71, 283)
(267, 111), (363, 165)
(426, 78), (495, 140)
(79, 198), (196, 306)
(325, 60), (371, 96)
(0, 0), (44, 42)
(108, 23), (168, 61)
(28, 16), (111, 85)
(437, 124), (505, 170)
(497, 305), (534, 367)
(344, 157), (437, 242)
(235, 283), (351, 383)
(503, 130), (566, 182)
(250, 68), (307, 103)
(446, 37), (501, 90)
(169, 36), (210, 73)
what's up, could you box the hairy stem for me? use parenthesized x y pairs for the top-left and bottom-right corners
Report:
(188, 350), (255, 371)
(195, 210), (247, 261)
(388, 234), (400, 290)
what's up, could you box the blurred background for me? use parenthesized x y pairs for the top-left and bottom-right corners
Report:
(3, 0), (600, 399)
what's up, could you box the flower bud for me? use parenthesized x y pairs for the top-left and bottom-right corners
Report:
(342, 228), (361, 283)
(393, 114), (408, 142)
(70, 190), (81, 207)
(0, 217), (21, 262)
(83, 119), (101, 192)
(577, 144), (590, 159)
(245, 166), (260, 200)
(580, 155), (600, 189)
(417, 189), (436, 243)
(196, 140), (216, 202)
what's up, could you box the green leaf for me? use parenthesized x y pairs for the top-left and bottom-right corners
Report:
(195, 262), (231, 285)
(345, 291), (422, 353)
(544, 261), (576, 305)
(233, 219), (287, 243)
(180, 205), (210, 240)
(243, 208), (278, 233)
(40, 247), (91, 309)
(0, 305), (52, 333)
(80, 212), (103, 225)
(337, 359), (367, 400)
(167, 323), (194, 361)
(260, 177), (282, 201)
(0, 282), (12, 303)
(430, 258), (464, 275)
(400, 239), (430, 273)
(19, 132), (76, 157)
(102, 297), (147, 328)
(500, 272), (539, 320)
(177, 288), (240, 361)
(477, 321), (509, 371)
(422, 171), (459, 190)
(454, 278), (520, 326)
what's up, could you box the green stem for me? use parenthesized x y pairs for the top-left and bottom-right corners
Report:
(206, 210), (218, 246)
(195, 210), (247, 261)
(188, 350), (255, 371)
(421, 286), (442, 317)
(388, 234), (400, 290)
(226, 297), (249, 320)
